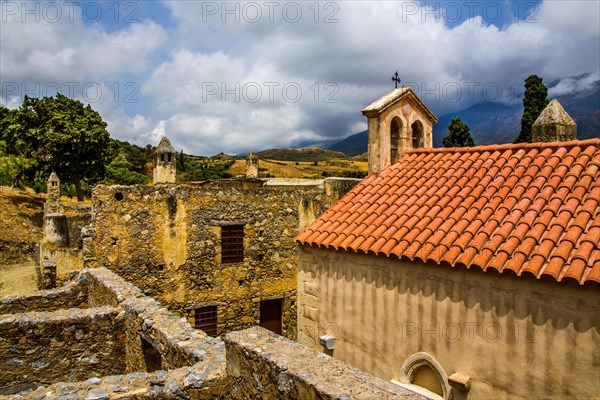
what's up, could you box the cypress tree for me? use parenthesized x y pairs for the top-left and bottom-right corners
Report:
(515, 75), (549, 143)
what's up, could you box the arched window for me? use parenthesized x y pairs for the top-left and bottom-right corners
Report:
(397, 352), (452, 400)
(390, 118), (402, 164)
(411, 121), (424, 149)
(412, 364), (444, 396)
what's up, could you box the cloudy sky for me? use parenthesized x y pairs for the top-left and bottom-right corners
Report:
(1, 0), (599, 155)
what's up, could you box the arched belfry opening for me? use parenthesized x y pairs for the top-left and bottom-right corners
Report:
(362, 87), (437, 173)
(390, 117), (402, 164)
(411, 120), (424, 149)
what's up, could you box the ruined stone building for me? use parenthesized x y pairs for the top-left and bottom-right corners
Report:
(84, 179), (356, 340)
(0, 267), (427, 399)
(295, 95), (600, 399)
(69, 137), (358, 340)
(3, 86), (597, 400)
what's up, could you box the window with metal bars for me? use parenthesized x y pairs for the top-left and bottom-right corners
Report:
(194, 306), (218, 336)
(221, 224), (244, 263)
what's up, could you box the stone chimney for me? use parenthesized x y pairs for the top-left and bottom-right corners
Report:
(44, 172), (63, 214)
(43, 172), (68, 247)
(532, 99), (577, 142)
(153, 136), (177, 184)
(246, 152), (259, 179)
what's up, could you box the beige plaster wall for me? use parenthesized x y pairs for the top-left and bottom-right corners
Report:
(297, 246), (600, 399)
(153, 163), (176, 184)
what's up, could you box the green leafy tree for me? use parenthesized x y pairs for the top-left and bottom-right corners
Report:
(515, 75), (549, 143)
(103, 152), (149, 186)
(442, 116), (474, 148)
(177, 150), (187, 172)
(0, 106), (38, 187)
(5, 94), (115, 200)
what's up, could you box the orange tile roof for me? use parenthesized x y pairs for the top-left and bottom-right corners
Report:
(295, 139), (600, 285)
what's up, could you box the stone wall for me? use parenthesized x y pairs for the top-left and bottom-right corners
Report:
(13, 363), (230, 399)
(0, 268), (229, 396)
(63, 204), (92, 249)
(224, 326), (425, 399)
(86, 180), (356, 339)
(0, 306), (125, 390)
(38, 247), (83, 284)
(0, 275), (87, 314)
(297, 246), (600, 400)
(1, 267), (430, 400)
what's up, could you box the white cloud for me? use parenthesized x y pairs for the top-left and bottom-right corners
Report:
(2, 0), (598, 155)
(548, 72), (600, 97)
(0, 9), (166, 86)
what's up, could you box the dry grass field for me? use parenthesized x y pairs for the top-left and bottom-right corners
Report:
(227, 158), (368, 179)
(0, 186), (44, 296)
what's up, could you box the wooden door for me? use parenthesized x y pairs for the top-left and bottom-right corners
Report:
(259, 298), (282, 334)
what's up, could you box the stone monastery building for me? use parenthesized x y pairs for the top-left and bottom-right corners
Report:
(0, 87), (598, 400)
(295, 89), (599, 399)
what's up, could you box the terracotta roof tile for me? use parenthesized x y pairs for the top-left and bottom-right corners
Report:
(295, 139), (600, 285)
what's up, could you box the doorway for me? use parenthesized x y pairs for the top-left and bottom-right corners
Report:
(259, 298), (282, 334)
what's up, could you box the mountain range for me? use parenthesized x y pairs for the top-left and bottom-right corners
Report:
(328, 82), (600, 156)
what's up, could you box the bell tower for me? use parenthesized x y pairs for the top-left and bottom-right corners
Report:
(362, 87), (437, 174)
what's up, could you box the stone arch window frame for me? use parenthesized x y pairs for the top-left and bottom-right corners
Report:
(389, 115), (404, 165)
(398, 352), (453, 400)
(410, 119), (425, 149)
(383, 112), (407, 166)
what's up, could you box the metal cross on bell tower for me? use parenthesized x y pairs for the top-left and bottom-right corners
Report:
(391, 71), (401, 88)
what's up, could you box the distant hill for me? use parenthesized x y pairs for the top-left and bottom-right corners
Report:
(327, 130), (367, 156)
(434, 81), (600, 146)
(433, 102), (522, 146)
(255, 147), (347, 162)
(328, 82), (599, 154)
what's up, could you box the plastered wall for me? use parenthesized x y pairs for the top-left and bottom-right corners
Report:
(297, 246), (600, 399)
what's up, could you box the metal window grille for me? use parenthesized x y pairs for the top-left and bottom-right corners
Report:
(221, 224), (244, 263)
(195, 306), (218, 336)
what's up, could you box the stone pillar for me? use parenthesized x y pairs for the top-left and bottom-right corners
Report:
(246, 152), (259, 179)
(532, 99), (577, 143)
(81, 226), (95, 269)
(37, 258), (57, 290)
(365, 114), (382, 174)
(45, 172), (63, 214)
(43, 172), (69, 247)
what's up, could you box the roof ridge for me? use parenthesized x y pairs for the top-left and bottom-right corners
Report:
(408, 138), (600, 155)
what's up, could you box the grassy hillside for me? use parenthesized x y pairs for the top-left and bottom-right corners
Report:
(0, 187), (44, 295)
(255, 147), (347, 162)
(227, 158), (368, 179)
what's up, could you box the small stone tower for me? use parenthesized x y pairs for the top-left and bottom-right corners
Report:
(246, 152), (259, 179)
(44, 172), (63, 214)
(362, 88), (437, 174)
(532, 99), (577, 142)
(42, 173), (68, 247)
(153, 136), (176, 184)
